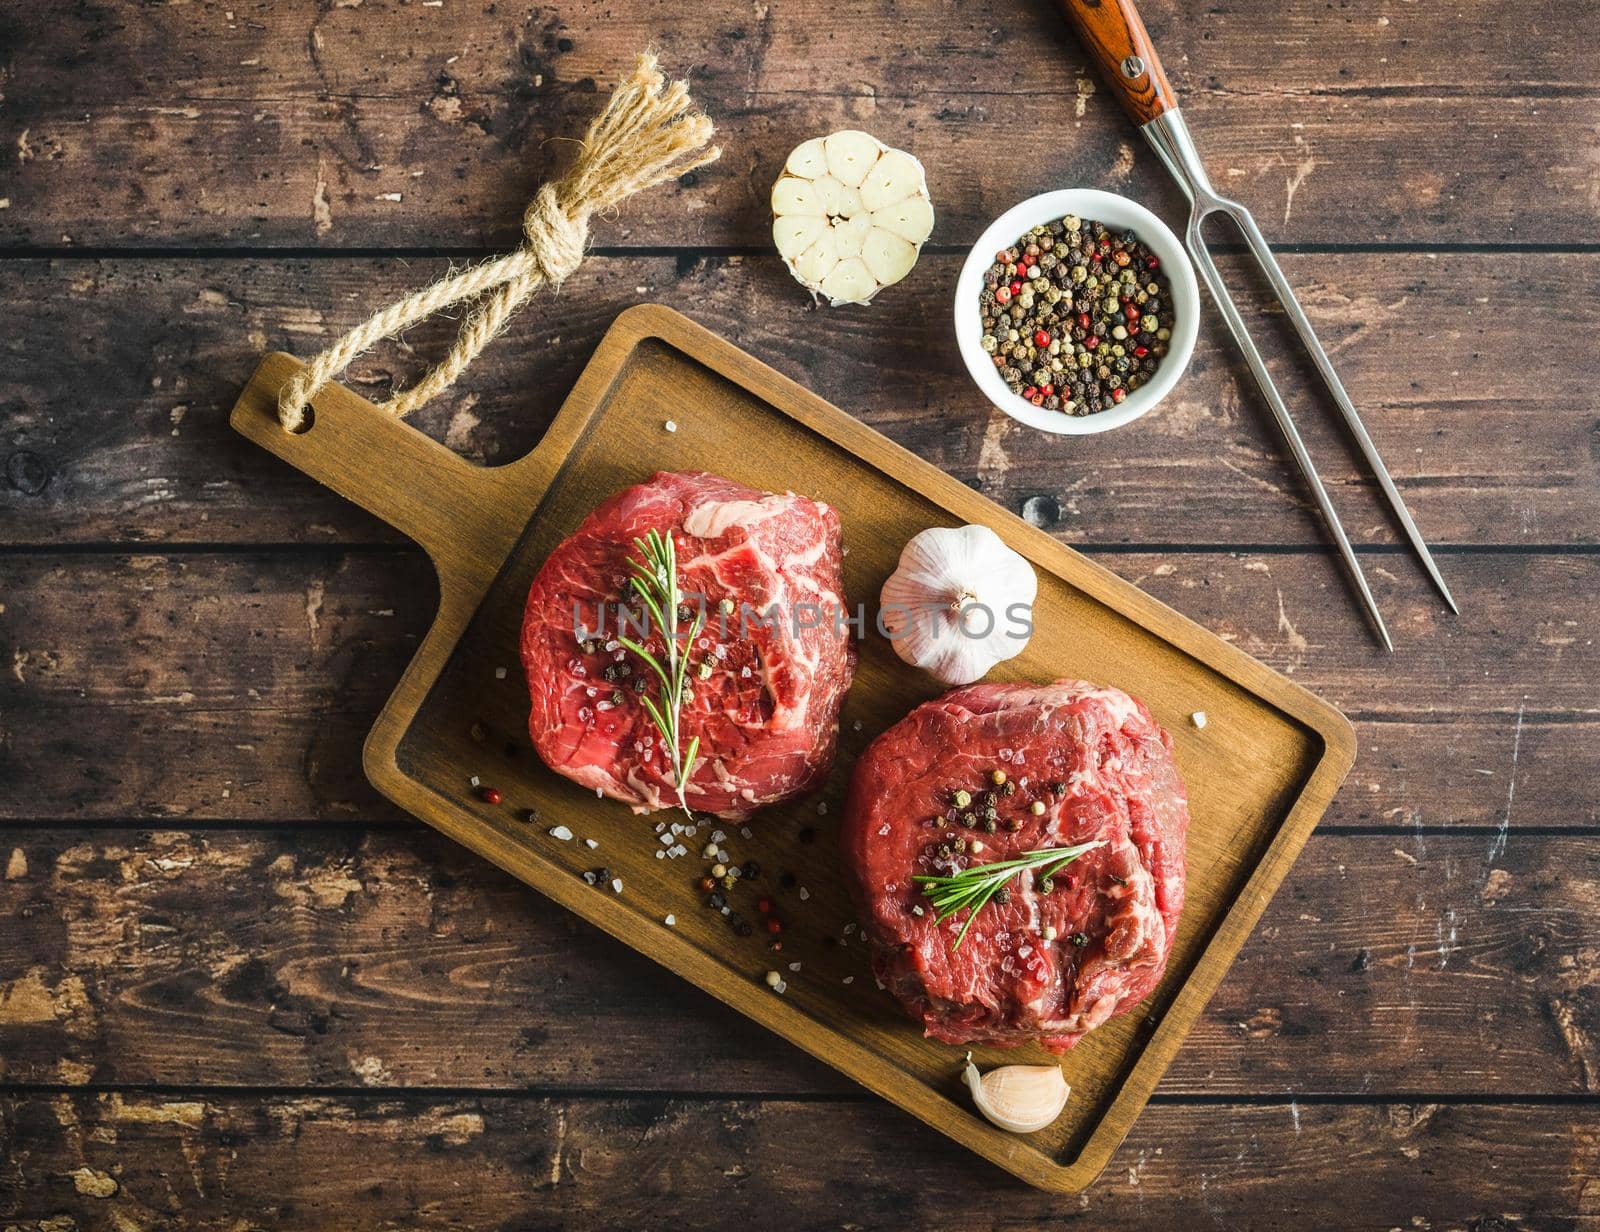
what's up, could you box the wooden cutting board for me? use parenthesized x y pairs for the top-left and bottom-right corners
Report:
(231, 303), (1354, 1193)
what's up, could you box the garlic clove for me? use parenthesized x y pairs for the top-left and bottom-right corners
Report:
(962, 1053), (1070, 1134)
(773, 215), (826, 261)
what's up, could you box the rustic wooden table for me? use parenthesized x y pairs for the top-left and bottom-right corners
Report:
(2, 2), (1596, 1227)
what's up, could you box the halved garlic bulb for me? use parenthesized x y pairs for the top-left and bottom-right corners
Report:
(880, 525), (1037, 685)
(963, 1053), (1071, 1134)
(771, 131), (934, 306)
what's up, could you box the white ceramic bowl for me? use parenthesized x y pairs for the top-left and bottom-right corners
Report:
(954, 189), (1200, 435)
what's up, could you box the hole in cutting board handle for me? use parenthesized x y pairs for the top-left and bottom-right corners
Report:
(285, 403), (315, 434)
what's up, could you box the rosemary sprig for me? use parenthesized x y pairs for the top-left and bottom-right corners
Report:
(911, 841), (1106, 949)
(616, 528), (704, 816)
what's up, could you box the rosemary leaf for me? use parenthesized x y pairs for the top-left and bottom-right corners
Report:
(911, 840), (1106, 949)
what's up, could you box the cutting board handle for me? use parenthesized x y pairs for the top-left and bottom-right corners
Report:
(230, 352), (529, 586)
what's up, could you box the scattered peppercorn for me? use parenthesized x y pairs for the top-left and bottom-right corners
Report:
(479, 786), (502, 805)
(977, 215), (1173, 416)
(1071, 932), (1089, 948)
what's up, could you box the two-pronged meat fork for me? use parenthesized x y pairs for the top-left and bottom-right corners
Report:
(1057, 0), (1456, 649)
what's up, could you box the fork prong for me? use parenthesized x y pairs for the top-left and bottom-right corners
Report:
(1185, 228), (1395, 651)
(1228, 207), (1458, 614)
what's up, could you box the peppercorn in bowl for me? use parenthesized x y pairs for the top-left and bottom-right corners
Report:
(955, 190), (1198, 435)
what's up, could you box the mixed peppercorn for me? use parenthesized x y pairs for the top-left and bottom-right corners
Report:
(979, 215), (1173, 415)
(921, 769), (1078, 892)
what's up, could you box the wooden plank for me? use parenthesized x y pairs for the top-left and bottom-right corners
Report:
(0, 828), (1595, 1097)
(2, 254), (1595, 548)
(2, 2), (1594, 246)
(2, 550), (1591, 824)
(1, 1091), (1595, 1228)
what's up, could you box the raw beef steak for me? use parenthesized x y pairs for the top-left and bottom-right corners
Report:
(521, 471), (855, 819)
(840, 679), (1188, 1051)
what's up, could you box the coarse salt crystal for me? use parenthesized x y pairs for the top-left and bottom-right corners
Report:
(1191, 710), (1208, 729)
(740, 827), (753, 839)
(469, 775), (481, 788)
(494, 666), (507, 679)
(549, 825), (574, 841)
(878, 824), (890, 837)
(655, 850), (666, 860)
(842, 976), (854, 985)
(584, 838), (598, 849)
(664, 914), (676, 926)
(788, 962), (802, 972)
(610, 878), (623, 894)
(817, 802), (828, 815)
(664, 420), (677, 432)
(843, 923), (856, 935)
(711, 830), (727, 843)
(799, 886), (811, 901)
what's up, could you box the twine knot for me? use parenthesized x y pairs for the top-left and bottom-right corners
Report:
(275, 53), (719, 433)
(521, 185), (589, 287)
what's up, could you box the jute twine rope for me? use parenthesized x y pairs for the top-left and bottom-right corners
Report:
(276, 53), (720, 432)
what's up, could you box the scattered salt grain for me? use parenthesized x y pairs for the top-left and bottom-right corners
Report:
(549, 826), (574, 841)
(788, 962), (802, 972)
(843, 923), (856, 935)
(494, 666), (507, 679)
(817, 802), (828, 815)
(664, 419), (678, 433)
(584, 838), (598, 849)
(659, 834), (673, 846)
(664, 914), (676, 926)
(842, 976), (854, 985)
(852, 720), (862, 731)
(655, 850), (666, 860)
(469, 775), (481, 788)
(711, 830), (727, 843)
(798, 886), (811, 901)
(1191, 710), (1208, 729)
(740, 827), (754, 840)
(610, 878), (623, 894)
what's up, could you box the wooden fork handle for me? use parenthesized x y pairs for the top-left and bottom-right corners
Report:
(1055, 0), (1176, 126)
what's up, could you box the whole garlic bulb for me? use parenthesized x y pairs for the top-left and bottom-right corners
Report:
(880, 525), (1037, 685)
(962, 1053), (1071, 1134)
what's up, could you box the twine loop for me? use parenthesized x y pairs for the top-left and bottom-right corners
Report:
(275, 53), (719, 433)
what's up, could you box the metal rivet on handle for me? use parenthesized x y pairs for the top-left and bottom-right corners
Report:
(1120, 55), (1145, 78)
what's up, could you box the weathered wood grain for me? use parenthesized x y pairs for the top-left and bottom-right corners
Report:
(0, 828), (1595, 1097)
(2, 1), (1596, 246)
(1, 1090), (1596, 1229)
(3, 254), (1596, 548)
(0, 550), (1592, 825)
